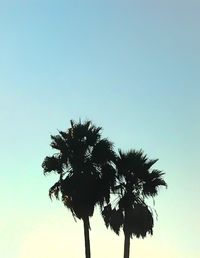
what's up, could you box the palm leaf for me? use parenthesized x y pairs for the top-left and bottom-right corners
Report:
(42, 155), (62, 174)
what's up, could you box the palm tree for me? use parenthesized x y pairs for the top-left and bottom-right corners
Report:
(42, 120), (116, 258)
(102, 149), (167, 258)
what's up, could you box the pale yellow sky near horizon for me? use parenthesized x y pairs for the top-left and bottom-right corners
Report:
(16, 207), (198, 258)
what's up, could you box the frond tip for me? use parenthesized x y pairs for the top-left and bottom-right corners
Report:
(49, 181), (61, 200)
(42, 156), (62, 174)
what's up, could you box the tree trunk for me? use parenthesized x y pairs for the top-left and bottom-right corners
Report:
(83, 216), (91, 258)
(123, 233), (130, 258)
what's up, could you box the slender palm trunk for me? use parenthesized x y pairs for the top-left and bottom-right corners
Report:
(83, 216), (91, 258)
(123, 233), (130, 258)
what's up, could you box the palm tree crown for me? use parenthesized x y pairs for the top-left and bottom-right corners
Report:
(102, 149), (167, 258)
(42, 119), (116, 220)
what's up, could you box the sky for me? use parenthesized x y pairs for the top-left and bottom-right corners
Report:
(0, 0), (200, 257)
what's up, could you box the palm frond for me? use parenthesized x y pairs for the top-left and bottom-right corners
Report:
(92, 138), (115, 164)
(50, 135), (66, 152)
(124, 204), (154, 238)
(49, 181), (61, 199)
(42, 155), (62, 174)
(143, 170), (167, 197)
(102, 205), (123, 235)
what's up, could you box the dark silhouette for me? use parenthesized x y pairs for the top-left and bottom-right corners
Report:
(42, 120), (115, 258)
(102, 150), (167, 258)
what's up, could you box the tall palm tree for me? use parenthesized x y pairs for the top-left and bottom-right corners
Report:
(42, 120), (116, 258)
(102, 149), (167, 258)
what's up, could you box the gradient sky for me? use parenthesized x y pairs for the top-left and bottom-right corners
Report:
(1, 1), (200, 258)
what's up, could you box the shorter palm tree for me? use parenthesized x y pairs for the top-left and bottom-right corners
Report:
(102, 149), (167, 258)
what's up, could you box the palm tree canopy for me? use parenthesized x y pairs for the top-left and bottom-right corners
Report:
(42, 120), (116, 220)
(102, 149), (167, 238)
(116, 149), (167, 198)
(102, 203), (153, 238)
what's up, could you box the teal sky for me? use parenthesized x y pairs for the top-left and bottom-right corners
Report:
(1, 1), (200, 257)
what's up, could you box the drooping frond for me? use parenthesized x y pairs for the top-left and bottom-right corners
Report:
(102, 204), (112, 228)
(102, 204), (123, 235)
(49, 181), (61, 199)
(42, 155), (62, 174)
(124, 204), (154, 238)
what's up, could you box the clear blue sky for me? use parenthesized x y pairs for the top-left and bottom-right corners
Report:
(1, 1), (200, 257)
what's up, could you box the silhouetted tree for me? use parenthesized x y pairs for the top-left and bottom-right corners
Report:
(42, 120), (116, 258)
(102, 150), (167, 258)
